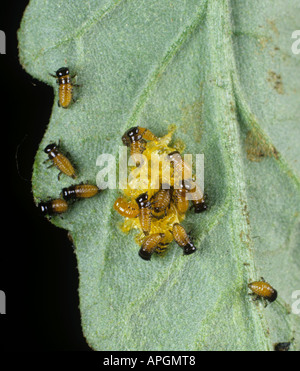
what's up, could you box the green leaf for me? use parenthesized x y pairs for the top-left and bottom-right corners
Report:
(18, 0), (300, 351)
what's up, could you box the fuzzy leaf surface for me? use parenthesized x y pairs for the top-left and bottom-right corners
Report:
(18, 0), (300, 350)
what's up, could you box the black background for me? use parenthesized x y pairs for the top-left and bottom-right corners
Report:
(0, 1), (91, 351)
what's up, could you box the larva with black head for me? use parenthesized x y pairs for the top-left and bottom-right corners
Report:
(136, 192), (152, 236)
(44, 142), (76, 180)
(172, 223), (196, 255)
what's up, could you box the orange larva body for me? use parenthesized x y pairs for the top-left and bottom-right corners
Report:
(136, 192), (152, 235)
(168, 153), (206, 214)
(39, 198), (68, 216)
(44, 143), (76, 179)
(59, 82), (73, 108)
(52, 153), (76, 178)
(129, 141), (146, 167)
(173, 185), (189, 214)
(155, 231), (174, 255)
(168, 151), (193, 184)
(189, 184), (207, 213)
(62, 184), (100, 201)
(130, 140), (146, 157)
(114, 197), (140, 218)
(122, 126), (157, 166)
(139, 233), (165, 260)
(139, 208), (152, 236)
(52, 67), (74, 108)
(137, 127), (158, 142)
(150, 188), (171, 214)
(248, 281), (277, 302)
(172, 223), (196, 255)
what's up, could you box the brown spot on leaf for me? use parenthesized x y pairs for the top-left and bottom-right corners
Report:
(268, 70), (284, 94)
(258, 36), (271, 50)
(267, 19), (279, 36)
(245, 130), (279, 162)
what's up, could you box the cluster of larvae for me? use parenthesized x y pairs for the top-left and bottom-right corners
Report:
(38, 67), (281, 317)
(114, 126), (207, 260)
